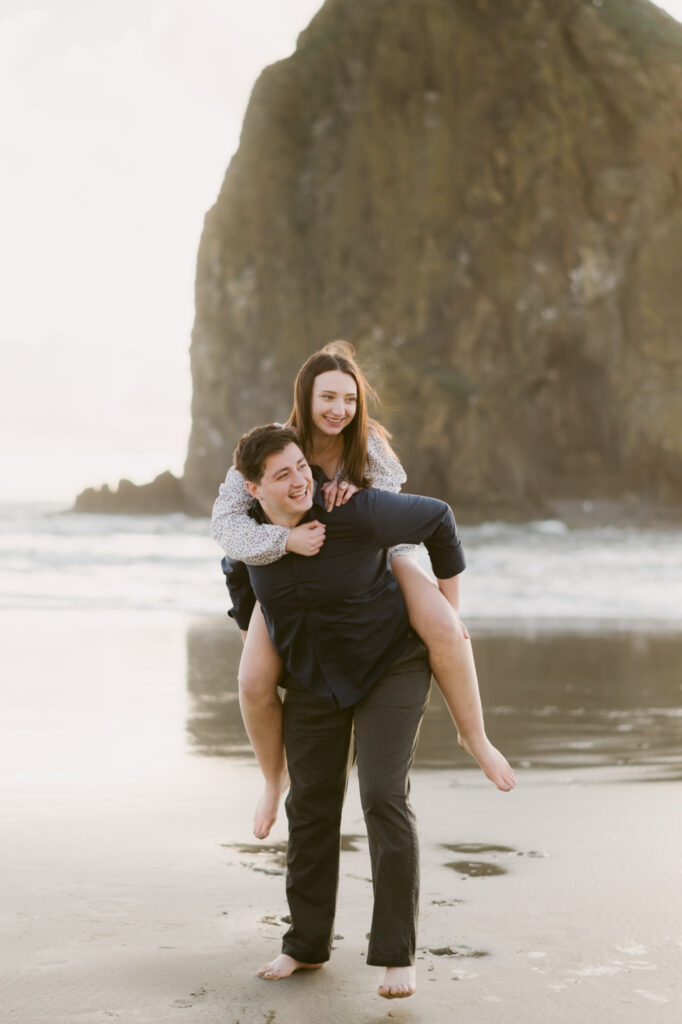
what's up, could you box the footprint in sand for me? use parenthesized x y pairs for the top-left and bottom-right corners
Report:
(445, 860), (507, 877)
(428, 945), (489, 959)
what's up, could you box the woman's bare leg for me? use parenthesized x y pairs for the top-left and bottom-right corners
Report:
(239, 603), (289, 837)
(391, 556), (515, 792)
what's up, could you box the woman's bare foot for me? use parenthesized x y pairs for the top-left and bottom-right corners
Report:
(253, 771), (290, 840)
(378, 965), (416, 999)
(257, 953), (323, 980)
(458, 734), (516, 792)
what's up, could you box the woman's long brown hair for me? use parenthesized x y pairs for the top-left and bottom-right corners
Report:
(287, 341), (394, 487)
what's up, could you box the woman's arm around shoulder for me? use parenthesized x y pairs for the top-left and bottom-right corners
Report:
(211, 465), (290, 566)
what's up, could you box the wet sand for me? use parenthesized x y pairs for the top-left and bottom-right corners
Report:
(2, 611), (681, 1023)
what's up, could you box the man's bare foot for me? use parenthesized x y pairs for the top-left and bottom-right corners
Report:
(378, 965), (416, 999)
(253, 771), (290, 840)
(257, 953), (323, 980)
(458, 734), (516, 792)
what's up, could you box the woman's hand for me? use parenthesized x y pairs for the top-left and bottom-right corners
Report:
(321, 480), (360, 512)
(285, 520), (326, 556)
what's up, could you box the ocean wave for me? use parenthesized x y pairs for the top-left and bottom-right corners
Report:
(1, 505), (681, 628)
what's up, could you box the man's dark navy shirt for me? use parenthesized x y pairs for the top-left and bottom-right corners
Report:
(222, 472), (466, 709)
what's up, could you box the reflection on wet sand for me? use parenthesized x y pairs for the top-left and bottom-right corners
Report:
(221, 833), (368, 878)
(4, 611), (680, 1022)
(222, 841), (287, 874)
(185, 621), (247, 756)
(186, 621), (682, 778)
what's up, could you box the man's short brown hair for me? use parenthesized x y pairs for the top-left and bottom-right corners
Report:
(233, 424), (302, 484)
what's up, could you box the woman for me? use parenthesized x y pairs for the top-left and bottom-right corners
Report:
(212, 342), (515, 839)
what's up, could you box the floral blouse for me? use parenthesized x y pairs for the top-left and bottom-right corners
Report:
(210, 430), (416, 565)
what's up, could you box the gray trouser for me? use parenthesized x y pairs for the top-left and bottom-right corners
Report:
(280, 636), (431, 966)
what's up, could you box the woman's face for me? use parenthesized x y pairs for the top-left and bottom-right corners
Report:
(310, 370), (358, 436)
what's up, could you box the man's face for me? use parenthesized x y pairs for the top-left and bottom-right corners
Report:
(246, 442), (314, 525)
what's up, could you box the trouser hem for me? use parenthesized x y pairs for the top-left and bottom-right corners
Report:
(281, 943), (330, 965)
(366, 953), (415, 967)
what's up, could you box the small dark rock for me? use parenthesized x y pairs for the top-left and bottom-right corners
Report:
(73, 471), (190, 515)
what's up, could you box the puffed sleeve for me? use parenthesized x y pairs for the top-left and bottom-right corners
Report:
(365, 431), (417, 561)
(211, 466), (291, 566)
(366, 431), (407, 492)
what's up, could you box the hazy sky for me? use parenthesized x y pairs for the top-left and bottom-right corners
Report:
(0, 0), (322, 501)
(2, 0), (681, 502)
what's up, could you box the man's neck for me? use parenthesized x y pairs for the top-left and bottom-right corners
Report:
(258, 499), (308, 530)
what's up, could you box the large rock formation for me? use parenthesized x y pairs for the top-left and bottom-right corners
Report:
(185, 0), (682, 519)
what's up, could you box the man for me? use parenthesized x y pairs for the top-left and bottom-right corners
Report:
(223, 424), (466, 999)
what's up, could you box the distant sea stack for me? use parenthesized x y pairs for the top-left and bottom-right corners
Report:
(183, 0), (682, 519)
(87, 0), (682, 520)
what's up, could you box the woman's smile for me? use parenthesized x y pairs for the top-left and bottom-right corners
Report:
(311, 370), (358, 437)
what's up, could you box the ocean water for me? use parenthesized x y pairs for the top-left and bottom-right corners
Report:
(2, 498), (680, 783)
(1, 501), (681, 631)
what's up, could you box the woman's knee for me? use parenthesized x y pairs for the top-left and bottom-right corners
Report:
(239, 603), (283, 700)
(238, 631), (282, 703)
(238, 662), (279, 705)
(413, 604), (463, 654)
(392, 565), (463, 651)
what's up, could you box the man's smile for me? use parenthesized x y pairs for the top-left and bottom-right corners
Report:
(289, 482), (311, 502)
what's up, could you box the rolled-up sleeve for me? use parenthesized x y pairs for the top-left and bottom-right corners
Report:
(221, 557), (257, 630)
(363, 490), (466, 579)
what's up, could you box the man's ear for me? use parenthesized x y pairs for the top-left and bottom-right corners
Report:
(244, 479), (261, 501)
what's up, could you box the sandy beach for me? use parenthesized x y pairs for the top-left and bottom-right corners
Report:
(2, 610), (681, 1023)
